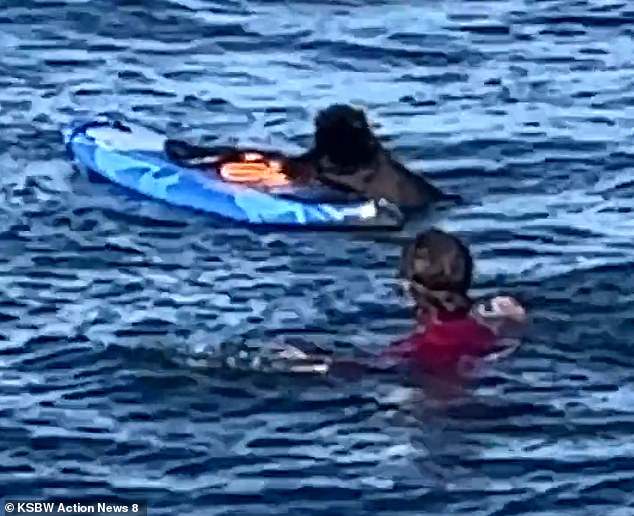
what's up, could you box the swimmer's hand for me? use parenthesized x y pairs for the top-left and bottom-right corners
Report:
(474, 296), (527, 332)
(473, 296), (527, 362)
(272, 345), (332, 374)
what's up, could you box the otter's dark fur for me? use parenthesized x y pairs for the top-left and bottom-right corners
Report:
(165, 104), (447, 209)
(297, 104), (444, 208)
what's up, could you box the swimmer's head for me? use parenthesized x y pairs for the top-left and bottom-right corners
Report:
(314, 104), (378, 167)
(400, 229), (473, 314)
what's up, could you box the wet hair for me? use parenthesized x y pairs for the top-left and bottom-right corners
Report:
(313, 104), (378, 167)
(400, 229), (473, 314)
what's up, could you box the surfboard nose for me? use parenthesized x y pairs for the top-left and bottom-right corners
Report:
(63, 118), (101, 150)
(63, 115), (123, 147)
(62, 120), (85, 146)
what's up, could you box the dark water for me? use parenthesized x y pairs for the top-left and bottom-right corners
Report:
(2, 0), (634, 514)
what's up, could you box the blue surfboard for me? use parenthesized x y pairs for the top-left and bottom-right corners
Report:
(63, 117), (404, 229)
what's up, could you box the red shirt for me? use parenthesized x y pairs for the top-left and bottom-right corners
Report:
(384, 311), (497, 372)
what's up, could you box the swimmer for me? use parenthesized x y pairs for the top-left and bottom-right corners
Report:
(164, 104), (447, 209)
(383, 229), (527, 373)
(216, 229), (526, 378)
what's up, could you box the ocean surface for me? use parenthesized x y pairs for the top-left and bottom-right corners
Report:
(1, 0), (634, 514)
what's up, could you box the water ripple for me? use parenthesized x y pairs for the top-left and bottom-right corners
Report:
(1, 0), (634, 514)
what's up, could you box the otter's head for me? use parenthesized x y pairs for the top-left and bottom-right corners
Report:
(314, 104), (378, 167)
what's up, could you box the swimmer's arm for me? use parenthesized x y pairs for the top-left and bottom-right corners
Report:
(384, 339), (415, 356)
(274, 340), (405, 377)
(482, 338), (521, 362)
